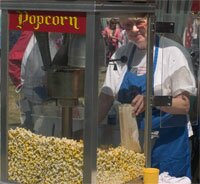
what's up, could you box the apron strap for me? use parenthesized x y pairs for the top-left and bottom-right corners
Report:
(153, 35), (160, 72)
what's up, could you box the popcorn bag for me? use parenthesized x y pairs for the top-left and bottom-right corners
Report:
(118, 104), (141, 153)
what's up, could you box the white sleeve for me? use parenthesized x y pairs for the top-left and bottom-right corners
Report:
(21, 35), (36, 84)
(101, 46), (129, 97)
(101, 61), (127, 97)
(101, 42), (138, 97)
(169, 46), (196, 96)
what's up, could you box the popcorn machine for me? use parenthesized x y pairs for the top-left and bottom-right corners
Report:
(1, 1), (157, 183)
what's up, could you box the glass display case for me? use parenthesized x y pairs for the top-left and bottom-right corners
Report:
(0, 1), (156, 183)
(3, 0), (197, 183)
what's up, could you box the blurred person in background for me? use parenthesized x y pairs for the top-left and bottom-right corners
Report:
(102, 18), (122, 64)
(9, 31), (62, 134)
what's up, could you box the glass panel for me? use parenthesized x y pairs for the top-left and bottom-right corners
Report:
(156, 1), (199, 128)
(98, 15), (149, 183)
(99, 15), (160, 183)
(8, 13), (140, 184)
(157, 15), (198, 128)
(7, 11), (87, 183)
(184, 13), (200, 127)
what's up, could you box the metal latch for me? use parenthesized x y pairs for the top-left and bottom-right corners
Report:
(151, 96), (172, 107)
(156, 22), (175, 33)
(151, 131), (159, 139)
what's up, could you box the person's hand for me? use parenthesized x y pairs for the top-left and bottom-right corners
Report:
(131, 94), (145, 116)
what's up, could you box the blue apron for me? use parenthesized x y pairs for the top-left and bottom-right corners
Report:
(118, 36), (191, 178)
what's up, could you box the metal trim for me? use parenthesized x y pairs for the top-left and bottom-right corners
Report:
(1, 0), (155, 14)
(144, 14), (155, 168)
(83, 12), (99, 184)
(0, 10), (9, 182)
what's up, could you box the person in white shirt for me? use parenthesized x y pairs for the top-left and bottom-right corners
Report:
(98, 14), (196, 179)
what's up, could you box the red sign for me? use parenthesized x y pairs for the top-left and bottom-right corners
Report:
(9, 10), (86, 34)
(191, 0), (200, 12)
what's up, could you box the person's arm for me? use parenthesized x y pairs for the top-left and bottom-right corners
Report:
(98, 92), (114, 123)
(131, 91), (190, 116)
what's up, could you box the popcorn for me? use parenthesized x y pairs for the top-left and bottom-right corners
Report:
(8, 128), (145, 184)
